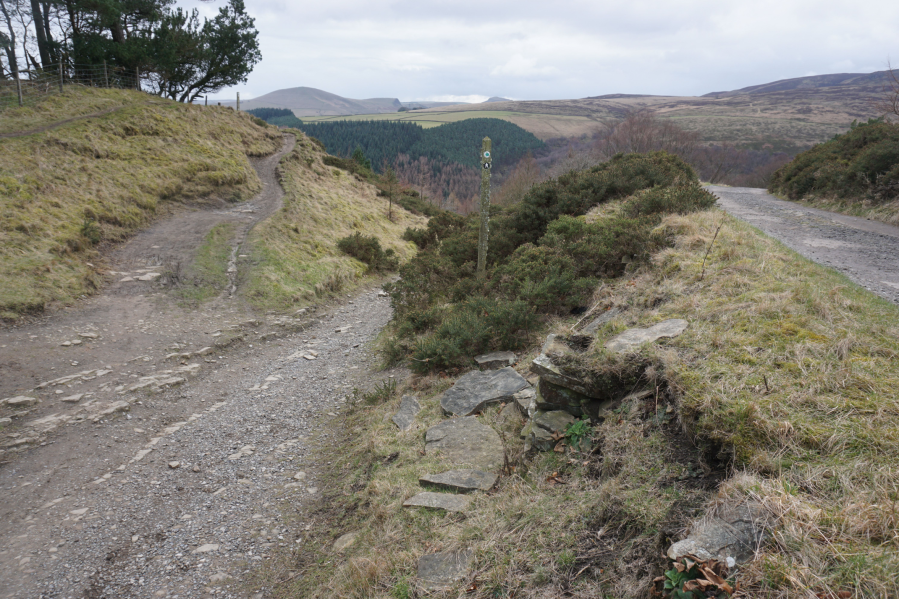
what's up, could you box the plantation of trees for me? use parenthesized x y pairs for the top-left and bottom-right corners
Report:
(246, 114), (545, 209)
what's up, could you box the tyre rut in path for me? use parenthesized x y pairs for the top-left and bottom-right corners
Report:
(0, 133), (399, 598)
(709, 186), (899, 306)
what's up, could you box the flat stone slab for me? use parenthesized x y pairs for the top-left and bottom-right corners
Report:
(531, 353), (597, 398)
(668, 502), (771, 565)
(440, 367), (529, 416)
(391, 395), (421, 431)
(333, 531), (359, 552)
(417, 550), (473, 590)
(474, 351), (517, 370)
(420, 469), (497, 493)
(605, 319), (688, 353)
(534, 410), (576, 434)
(404, 492), (471, 512)
(425, 417), (504, 471)
(2, 396), (39, 407)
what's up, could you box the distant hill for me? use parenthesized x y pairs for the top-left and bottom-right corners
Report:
(486, 97), (512, 103)
(401, 101), (466, 109)
(703, 70), (898, 98)
(226, 86), (402, 117)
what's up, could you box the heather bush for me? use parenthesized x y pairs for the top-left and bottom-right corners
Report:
(336, 233), (398, 272)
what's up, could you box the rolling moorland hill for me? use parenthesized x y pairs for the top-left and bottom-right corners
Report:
(231, 86), (403, 117)
(299, 69), (897, 151)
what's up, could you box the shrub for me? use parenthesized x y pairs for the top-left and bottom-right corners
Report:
(769, 119), (899, 202)
(336, 233), (399, 272)
(385, 151), (711, 373)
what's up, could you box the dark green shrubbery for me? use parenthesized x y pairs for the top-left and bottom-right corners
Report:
(385, 151), (715, 373)
(769, 118), (899, 202)
(336, 233), (398, 273)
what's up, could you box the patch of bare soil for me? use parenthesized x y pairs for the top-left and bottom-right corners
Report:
(0, 134), (397, 598)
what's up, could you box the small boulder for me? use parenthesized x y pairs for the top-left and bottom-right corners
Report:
(2, 396), (39, 407)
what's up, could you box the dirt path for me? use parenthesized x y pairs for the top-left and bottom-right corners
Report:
(0, 135), (397, 598)
(710, 186), (899, 306)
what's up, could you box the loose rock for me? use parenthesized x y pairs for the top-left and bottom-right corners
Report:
(474, 351), (516, 370)
(391, 395), (421, 431)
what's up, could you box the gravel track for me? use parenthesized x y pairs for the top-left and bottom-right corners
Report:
(0, 134), (396, 598)
(710, 186), (899, 306)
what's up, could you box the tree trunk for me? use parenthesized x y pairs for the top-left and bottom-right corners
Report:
(29, 0), (51, 67)
(0, 0), (20, 79)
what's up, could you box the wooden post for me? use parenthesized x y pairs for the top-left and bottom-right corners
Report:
(236, 92), (240, 111)
(14, 68), (23, 106)
(58, 61), (63, 92)
(135, 67), (140, 91)
(103, 60), (108, 88)
(477, 136), (492, 277)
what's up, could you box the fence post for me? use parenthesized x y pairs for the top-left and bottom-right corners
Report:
(58, 62), (64, 92)
(14, 68), (23, 106)
(135, 67), (140, 91)
(103, 61), (109, 88)
(236, 92), (240, 111)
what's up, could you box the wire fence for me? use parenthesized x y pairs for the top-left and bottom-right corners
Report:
(0, 62), (143, 110)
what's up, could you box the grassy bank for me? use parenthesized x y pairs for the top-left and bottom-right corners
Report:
(0, 87), (282, 318)
(240, 132), (426, 311)
(253, 206), (898, 598)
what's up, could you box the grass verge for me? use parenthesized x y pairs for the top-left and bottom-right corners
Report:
(251, 208), (899, 598)
(173, 222), (235, 305)
(0, 86), (282, 318)
(240, 132), (426, 311)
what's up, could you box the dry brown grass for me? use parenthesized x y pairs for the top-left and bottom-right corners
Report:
(0, 86), (282, 318)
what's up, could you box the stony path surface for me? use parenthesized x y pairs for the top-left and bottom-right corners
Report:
(0, 291), (391, 598)
(710, 186), (899, 306)
(0, 133), (397, 598)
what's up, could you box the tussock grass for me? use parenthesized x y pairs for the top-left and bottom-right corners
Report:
(0, 87), (282, 318)
(599, 210), (899, 596)
(790, 195), (899, 227)
(240, 132), (426, 311)
(0, 86), (141, 134)
(257, 206), (899, 598)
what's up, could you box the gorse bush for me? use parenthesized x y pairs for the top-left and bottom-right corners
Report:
(385, 151), (716, 373)
(769, 118), (899, 202)
(336, 233), (399, 273)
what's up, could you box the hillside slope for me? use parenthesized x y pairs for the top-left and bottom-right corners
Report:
(0, 87), (282, 318)
(241, 131), (426, 310)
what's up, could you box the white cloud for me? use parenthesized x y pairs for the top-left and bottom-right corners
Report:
(191, 0), (899, 102)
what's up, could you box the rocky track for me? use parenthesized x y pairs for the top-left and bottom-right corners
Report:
(0, 136), (397, 598)
(710, 186), (899, 306)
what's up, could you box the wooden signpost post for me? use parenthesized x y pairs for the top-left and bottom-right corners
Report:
(477, 137), (492, 277)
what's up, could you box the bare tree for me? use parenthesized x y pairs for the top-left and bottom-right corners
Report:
(873, 61), (899, 121)
(494, 152), (541, 206)
(0, 0), (21, 79)
(594, 108), (700, 163)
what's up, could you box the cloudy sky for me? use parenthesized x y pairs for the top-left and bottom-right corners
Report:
(185, 0), (899, 103)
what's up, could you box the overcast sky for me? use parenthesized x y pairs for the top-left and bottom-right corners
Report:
(185, 0), (899, 103)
